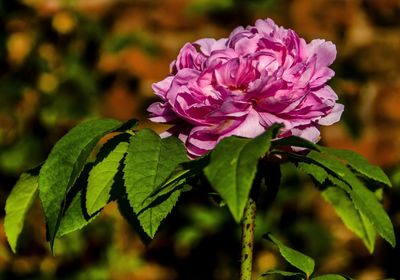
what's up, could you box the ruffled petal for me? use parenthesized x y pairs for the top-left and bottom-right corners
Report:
(318, 103), (344, 126)
(152, 76), (174, 99)
(148, 18), (343, 158)
(147, 102), (177, 123)
(307, 39), (336, 68)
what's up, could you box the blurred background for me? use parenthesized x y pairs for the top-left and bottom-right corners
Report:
(0, 0), (400, 279)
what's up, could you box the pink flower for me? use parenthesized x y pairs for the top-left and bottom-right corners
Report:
(148, 18), (344, 158)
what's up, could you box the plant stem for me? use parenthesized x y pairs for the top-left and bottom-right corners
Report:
(240, 197), (257, 280)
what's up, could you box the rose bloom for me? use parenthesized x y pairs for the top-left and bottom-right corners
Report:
(148, 18), (344, 158)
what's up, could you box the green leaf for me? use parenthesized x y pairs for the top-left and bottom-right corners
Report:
(312, 274), (353, 280)
(115, 184), (152, 245)
(297, 162), (328, 185)
(204, 125), (281, 222)
(123, 129), (188, 238)
(306, 151), (396, 247)
(38, 119), (122, 249)
(60, 133), (131, 236)
(265, 233), (315, 277)
(59, 133), (134, 238)
(94, 133), (131, 163)
(147, 155), (209, 202)
(86, 142), (128, 215)
(57, 163), (97, 237)
(111, 156), (151, 244)
(321, 187), (376, 252)
(57, 190), (90, 237)
(261, 270), (305, 279)
(4, 168), (40, 253)
(295, 160), (376, 252)
(339, 177), (395, 247)
(320, 147), (391, 187)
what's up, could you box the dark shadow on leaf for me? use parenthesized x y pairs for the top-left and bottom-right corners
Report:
(147, 154), (210, 200)
(95, 132), (130, 164)
(27, 164), (42, 177)
(110, 156), (151, 244)
(137, 185), (187, 216)
(114, 118), (138, 133)
(258, 160), (281, 208)
(61, 162), (95, 221)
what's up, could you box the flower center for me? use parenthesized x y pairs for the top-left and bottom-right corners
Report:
(227, 84), (247, 95)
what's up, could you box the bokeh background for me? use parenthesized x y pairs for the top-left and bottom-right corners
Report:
(1, 0), (400, 279)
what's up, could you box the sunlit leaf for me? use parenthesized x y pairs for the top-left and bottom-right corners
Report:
(57, 163), (96, 237)
(297, 162), (328, 185)
(123, 129), (188, 238)
(306, 151), (395, 247)
(86, 142), (128, 215)
(320, 147), (391, 187)
(4, 168), (39, 252)
(322, 187), (376, 252)
(265, 233), (315, 277)
(58, 190), (89, 237)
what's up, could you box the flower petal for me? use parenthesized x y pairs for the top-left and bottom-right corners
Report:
(318, 103), (344, 126)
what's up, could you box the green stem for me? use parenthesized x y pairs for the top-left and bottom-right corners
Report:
(240, 197), (257, 280)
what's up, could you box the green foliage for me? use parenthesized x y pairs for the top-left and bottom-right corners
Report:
(5, 117), (395, 266)
(58, 132), (134, 237)
(297, 160), (377, 251)
(4, 168), (39, 253)
(265, 233), (315, 277)
(58, 188), (90, 237)
(57, 163), (96, 237)
(262, 234), (354, 279)
(38, 119), (122, 249)
(271, 136), (320, 152)
(86, 142), (128, 215)
(271, 136), (395, 250)
(297, 162), (328, 185)
(319, 147), (391, 187)
(5, 119), (199, 250)
(306, 151), (395, 247)
(115, 181), (152, 245)
(204, 124), (281, 222)
(321, 187), (376, 252)
(147, 155), (209, 203)
(123, 129), (188, 238)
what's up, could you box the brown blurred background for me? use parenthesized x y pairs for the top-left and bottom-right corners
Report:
(0, 0), (400, 279)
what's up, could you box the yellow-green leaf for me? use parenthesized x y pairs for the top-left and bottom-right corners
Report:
(4, 171), (39, 253)
(266, 233), (315, 277)
(86, 142), (128, 215)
